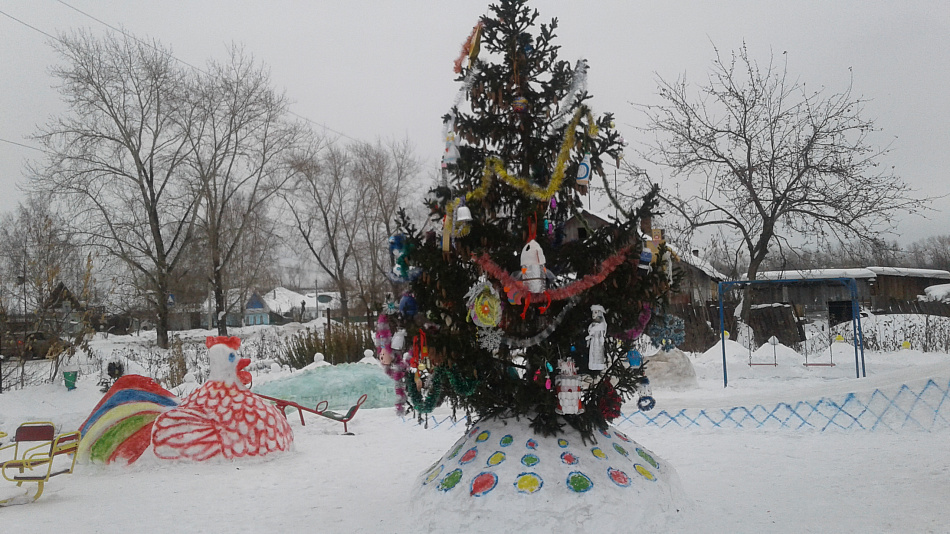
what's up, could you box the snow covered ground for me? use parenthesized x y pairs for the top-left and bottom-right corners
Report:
(1, 320), (949, 533)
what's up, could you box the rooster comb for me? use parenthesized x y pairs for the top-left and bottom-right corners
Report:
(206, 336), (241, 350)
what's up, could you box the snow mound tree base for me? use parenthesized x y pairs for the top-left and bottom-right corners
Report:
(410, 417), (688, 531)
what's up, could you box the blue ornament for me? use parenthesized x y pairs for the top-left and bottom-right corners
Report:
(626, 349), (642, 368)
(398, 294), (417, 319)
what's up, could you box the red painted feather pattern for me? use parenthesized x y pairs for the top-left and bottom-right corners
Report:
(152, 381), (293, 461)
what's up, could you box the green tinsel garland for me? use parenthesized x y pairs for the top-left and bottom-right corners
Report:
(405, 367), (445, 413)
(446, 366), (480, 396)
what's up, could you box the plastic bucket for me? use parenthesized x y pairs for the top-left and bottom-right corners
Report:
(63, 370), (78, 390)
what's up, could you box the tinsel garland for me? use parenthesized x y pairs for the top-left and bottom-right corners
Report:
(446, 366), (480, 397)
(453, 21), (483, 74)
(550, 59), (589, 129)
(620, 303), (653, 340)
(383, 354), (410, 415)
(501, 298), (579, 348)
(598, 381), (623, 422)
(405, 366), (444, 414)
(474, 246), (631, 304)
(465, 106), (596, 203)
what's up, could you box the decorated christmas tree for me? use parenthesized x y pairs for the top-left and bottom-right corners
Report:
(379, 0), (677, 441)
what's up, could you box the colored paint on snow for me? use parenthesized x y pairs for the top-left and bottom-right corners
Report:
(637, 448), (658, 469)
(499, 434), (514, 447)
(423, 464), (444, 485)
(561, 452), (578, 465)
(613, 443), (629, 457)
(634, 464), (656, 481)
(487, 451), (506, 466)
(591, 447), (607, 460)
(459, 447), (478, 465)
(476, 430), (491, 442)
(566, 471), (593, 493)
(526, 438), (538, 449)
(447, 442), (465, 460)
(600, 428), (611, 438)
(438, 469), (463, 491)
(470, 472), (498, 497)
(521, 453), (540, 467)
(614, 431), (631, 442)
(608, 468), (631, 487)
(514, 472), (543, 494)
(557, 438), (569, 448)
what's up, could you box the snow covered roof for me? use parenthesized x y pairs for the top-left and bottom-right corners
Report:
(867, 266), (950, 279)
(754, 268), (877, 281)
(262, 287), (308, 314)
(678, 252), (728, 281)
(263, 287), (341, 313)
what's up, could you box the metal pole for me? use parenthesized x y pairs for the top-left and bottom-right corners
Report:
(719, 282), (728, 388)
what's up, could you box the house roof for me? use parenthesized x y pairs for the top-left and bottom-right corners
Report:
(755, 268), (877, 281)
(867, 266), (950, 279)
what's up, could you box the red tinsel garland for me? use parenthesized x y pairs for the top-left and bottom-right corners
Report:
(598, 381), (623, 421)
(474, 246), (631, 305)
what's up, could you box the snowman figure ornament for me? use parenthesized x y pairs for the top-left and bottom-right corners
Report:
(587, 304), (607, 371)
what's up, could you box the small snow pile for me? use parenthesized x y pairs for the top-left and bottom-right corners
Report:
(251, 362), (395, 411)
(923, 283), (950, 303)
(411, 416), (689, 532)
(646, 349), (697, 390)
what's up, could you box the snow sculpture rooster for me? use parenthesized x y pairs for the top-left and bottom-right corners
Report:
(151, 336), (293, 461)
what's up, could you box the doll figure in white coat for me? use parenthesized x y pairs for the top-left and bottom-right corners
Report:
(587, 305), (607, 371)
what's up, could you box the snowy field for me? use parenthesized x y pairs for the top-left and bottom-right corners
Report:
(1, 320), (949, 533)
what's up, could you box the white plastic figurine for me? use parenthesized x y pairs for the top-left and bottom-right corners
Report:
(520, 239), (547, 294)
(587, 304), (607, 371)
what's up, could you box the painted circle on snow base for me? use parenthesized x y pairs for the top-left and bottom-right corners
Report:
(637, 448), (659, 469)
(613, 443), (629, 457)
(514, 472), (543, 494)
(634, 464), (657, 481)
(614, 431), (631, 442)
(476, 430), (491, 443)
(526, 438), (538, 450)
(607, 468), (631, 487)
(561, 451), (578, 465)
(566, 471), (593, 493)
(591, 447), (607, 460)
(557, 438), (569, 448)
(468, 427), (480, 438)
(599, 428), (611, 438)
(487, 451), (506, 467)
(521, 453), (540, 467)
(423, 464), (444, 485)
(459, 447), (478, 465)
(447, 442), (465, 460)
(470, 471), (499, 497)
(500, 434), (514, 447)
(438, 469), (463, 491)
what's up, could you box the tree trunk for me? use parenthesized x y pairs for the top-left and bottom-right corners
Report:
(213, 268), (228, 336)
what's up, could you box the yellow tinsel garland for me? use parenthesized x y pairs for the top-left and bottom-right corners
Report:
(465, 106), (598, 203)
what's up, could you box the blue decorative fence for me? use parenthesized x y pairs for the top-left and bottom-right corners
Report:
(408, 377), (950, 432)
(618, 378), (950, 431)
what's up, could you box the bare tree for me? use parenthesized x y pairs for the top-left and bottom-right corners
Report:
(185, 47), (299, 335)
(640, 44), (931, 284)
(30, 30), (199, 348)
(349, 138), (421, 319)
(283, 139), (361, 320)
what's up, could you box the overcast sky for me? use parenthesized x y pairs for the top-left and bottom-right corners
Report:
(2, 1), (948, 245)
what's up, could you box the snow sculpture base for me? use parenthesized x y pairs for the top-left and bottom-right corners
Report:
(411, 416), (688, 531)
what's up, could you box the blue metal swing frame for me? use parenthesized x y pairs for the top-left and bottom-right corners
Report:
(717, 278), (867, 388)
